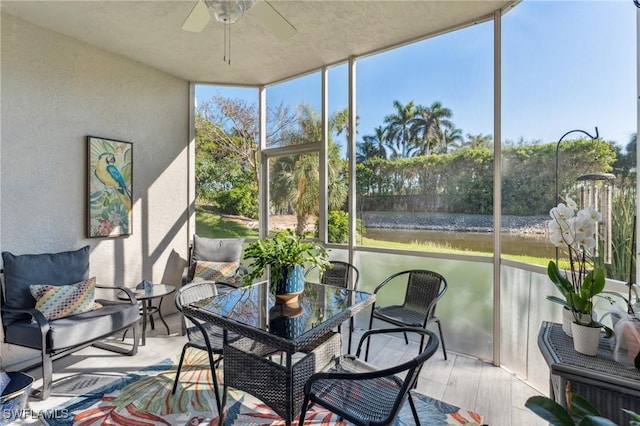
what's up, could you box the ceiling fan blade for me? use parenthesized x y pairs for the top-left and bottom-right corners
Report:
(182, 0), (211, 33)
(251, 1), (296, 39)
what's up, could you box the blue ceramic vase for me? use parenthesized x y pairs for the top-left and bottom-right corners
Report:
(271, 264), (305, 307)
(272, 264), (305, 295)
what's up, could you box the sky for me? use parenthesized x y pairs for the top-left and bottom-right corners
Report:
(196, 0), (637, 151)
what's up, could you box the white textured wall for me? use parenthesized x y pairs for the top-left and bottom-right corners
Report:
(0, 13), (191, 368)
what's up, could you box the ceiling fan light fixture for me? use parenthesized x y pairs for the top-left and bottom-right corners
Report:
(206, 0), (254, 24)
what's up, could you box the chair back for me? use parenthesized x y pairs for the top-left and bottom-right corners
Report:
(347, 327), (440, 424)
(175, 281), (218, 340)
(305, 261), (360, 290)
(187, 235), (244, 281)
(403, 270), (447, 317)
(1, 247), (90, 325)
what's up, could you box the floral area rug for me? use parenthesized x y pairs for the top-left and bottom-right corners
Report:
(40, 351), (482, 425)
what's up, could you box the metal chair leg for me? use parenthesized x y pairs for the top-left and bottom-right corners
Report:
(365, 311), (375, 361)
(172, 345), (189, 395)
(436, 319), (447, 360)
(407, 392), (421, 426)
(298, 395), (310, 426)
(219, 383), (228, 425)
(207, 350), (222, 414)
(347, 317), (354, 354)
(40, 352), (52, 400)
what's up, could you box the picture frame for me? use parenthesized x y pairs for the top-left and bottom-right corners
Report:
(87, 136), (133, 237)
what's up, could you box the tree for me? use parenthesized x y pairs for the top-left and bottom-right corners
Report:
(197, 94), (297, 184)
(384, 100), (418, 158)
(612, 133), (636, 188)
(461, 133), (493, 151)
(270, 104), (349, 233)
(330, 107), (359, 141)
(410, 101), (454, 155)
(440, 127), (463, 153)
(357, 126), (387, 162)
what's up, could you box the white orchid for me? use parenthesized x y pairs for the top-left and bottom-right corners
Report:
(579, 205), (602, 223)
(548, 199), (599, 251)
(550, 202), (575, 223)
(565, 196), (578, 210)
(547, 198), (607, 331)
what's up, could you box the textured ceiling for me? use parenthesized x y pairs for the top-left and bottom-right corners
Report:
(1, 0), (518, 86)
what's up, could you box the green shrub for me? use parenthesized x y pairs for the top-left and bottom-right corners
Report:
(315, 210), (365, 244)
(214, 184), (258, 219)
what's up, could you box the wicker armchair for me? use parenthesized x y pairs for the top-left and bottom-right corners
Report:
(305, 261), (360, 353)
(366, 269), (448, 361)
(298, 327), (439, 426)
(172, 281), (236, 412)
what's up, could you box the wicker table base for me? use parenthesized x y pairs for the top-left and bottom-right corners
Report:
(222, 331), (342, 425)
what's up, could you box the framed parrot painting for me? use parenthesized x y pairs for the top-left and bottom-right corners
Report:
(87, 136), (133, 237)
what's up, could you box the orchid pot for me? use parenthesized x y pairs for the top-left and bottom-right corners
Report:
(571, 321), (601, 356)
(562, 306), (592, 337)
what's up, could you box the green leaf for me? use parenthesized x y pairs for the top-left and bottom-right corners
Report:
(525, 396), (576, 426)
(548, 261), (574, 296)
(578, 416), (619, 426)
(622, 409), (640, 421)
(570, 393), (600, 417)
(582, 269), (605, 298)
(546, 295), (570, 308)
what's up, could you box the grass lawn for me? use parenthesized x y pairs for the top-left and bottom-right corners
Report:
(195, 206), (259, 238)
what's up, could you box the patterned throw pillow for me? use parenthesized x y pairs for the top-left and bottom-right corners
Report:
(30, 277), (100, 320)
(193, 261), (239, 284)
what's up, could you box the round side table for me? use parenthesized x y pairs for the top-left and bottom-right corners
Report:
(119, 284), (176, 346)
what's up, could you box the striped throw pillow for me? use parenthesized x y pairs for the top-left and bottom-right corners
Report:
(30, 277), (99, 320)
(193, 261), (239, 284)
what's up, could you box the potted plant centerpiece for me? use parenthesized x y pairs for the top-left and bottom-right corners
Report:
(243, 228), (329, 305)
(547, 197), (611, 355)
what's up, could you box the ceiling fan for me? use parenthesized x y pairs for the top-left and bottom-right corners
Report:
(182, 0), (296, 40)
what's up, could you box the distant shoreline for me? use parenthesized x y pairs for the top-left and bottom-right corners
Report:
(360, 213), (548, 235)
(204, 204), (549, 235)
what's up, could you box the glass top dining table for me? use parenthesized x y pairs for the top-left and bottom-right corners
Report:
(184, 280), (375, 425)
(187, 280), (375, 353)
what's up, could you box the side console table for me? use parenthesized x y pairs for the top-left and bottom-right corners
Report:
(538, 321), (640, 424)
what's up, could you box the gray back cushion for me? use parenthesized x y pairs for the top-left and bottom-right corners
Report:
(189, 235), (244, 280)
(2, 246), (90, 324)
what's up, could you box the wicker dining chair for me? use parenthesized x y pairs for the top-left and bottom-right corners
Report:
(298, 327), (439, 426)
(366, 269), (448, 361)
(305, 260), (360, 353)
(171, 281), (229, 413)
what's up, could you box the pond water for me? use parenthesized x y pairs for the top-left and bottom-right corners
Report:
(363, 228), (555, 258)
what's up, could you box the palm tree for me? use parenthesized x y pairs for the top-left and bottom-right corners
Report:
(357, 126), (387, 162)
(439, 127), (463, 153)
(270, 104), (349, 233)
(410, 101), (454, 155)
(463, 133), (493, 150)
(384, 100), (418, 158)
(329, 107), (359, 142)
(356, 139), (379, 163)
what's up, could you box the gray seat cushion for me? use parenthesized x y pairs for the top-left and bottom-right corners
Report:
(4, 299), (139, 351)
(2, 246), (90, 325)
